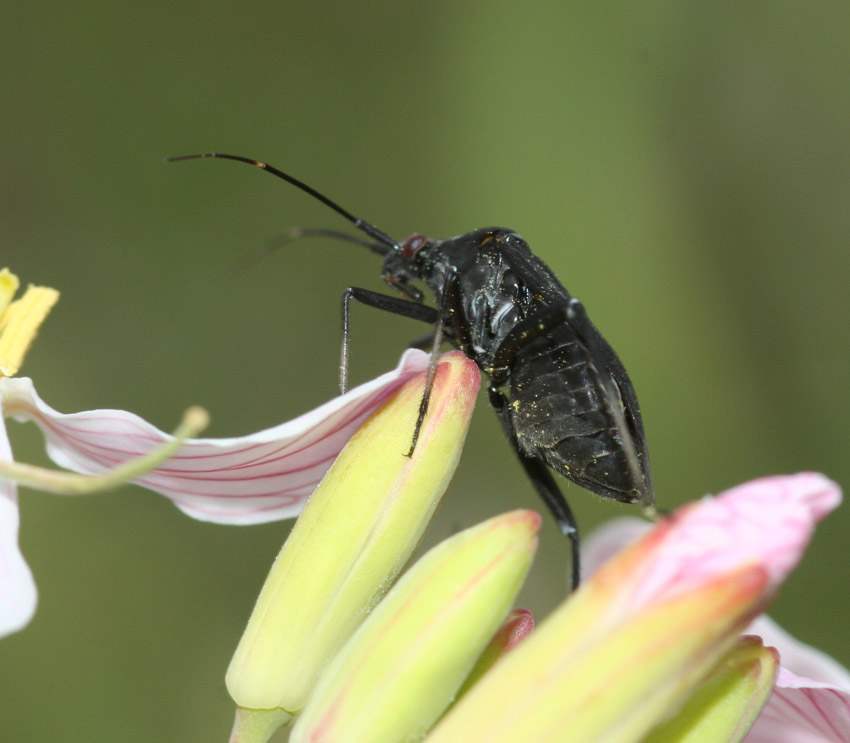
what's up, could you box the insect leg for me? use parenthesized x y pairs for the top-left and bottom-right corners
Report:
(488, 384), (581, 590)
(401, 267), (465, 456)
(340, 287), (440, 394)
(341, 274), (455, 459)
(403, 309), (446, 457)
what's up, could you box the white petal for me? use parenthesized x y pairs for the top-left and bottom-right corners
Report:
(0, 349), (430, 524)
(0, 407), (37, 637)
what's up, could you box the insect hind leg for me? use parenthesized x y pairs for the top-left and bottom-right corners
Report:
(488, 384), (581, 590)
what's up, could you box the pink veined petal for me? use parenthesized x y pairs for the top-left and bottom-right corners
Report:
(744, 670), (850, 743)
(743, 616), (850, 743)
(0, 349), (431, 524)
(0, 411), (37, 637)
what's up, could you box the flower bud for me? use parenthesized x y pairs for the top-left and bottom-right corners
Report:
(426, 473), (841, 743)
(455, 608), (534, 700)
(290, 510), (540, 743)
(643, 636), (778, 743)
(226, 352), (480, 713)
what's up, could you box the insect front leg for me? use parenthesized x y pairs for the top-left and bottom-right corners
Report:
(402, 269), (462, 457)
(340, 286), (451, 458)
(340, 287), (439, 394)
(487, 384), (581, 590)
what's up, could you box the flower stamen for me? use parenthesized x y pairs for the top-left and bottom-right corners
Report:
(0, 269), (60, 377)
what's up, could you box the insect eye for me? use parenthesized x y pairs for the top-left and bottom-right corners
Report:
(401, 233), (428, 259)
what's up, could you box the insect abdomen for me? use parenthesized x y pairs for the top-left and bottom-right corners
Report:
(508, 332), (645, 504)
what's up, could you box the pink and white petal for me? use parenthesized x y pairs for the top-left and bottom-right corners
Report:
(0, 414), (37, 637)
(743, 616), (850, 743)
(583, 474), (840, 592)
(621, 473), (841, 610)
(745, 668), (850, 743)
(0, 349), (431, 524)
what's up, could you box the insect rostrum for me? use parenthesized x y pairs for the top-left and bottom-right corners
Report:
(169, 153), (655, 589)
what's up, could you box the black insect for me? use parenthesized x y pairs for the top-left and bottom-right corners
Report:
(169, 152), (654, 587)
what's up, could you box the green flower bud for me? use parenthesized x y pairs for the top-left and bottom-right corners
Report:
(290, 510), (540, 743)
(643, 636), (778, 743)
(226, 352), (479, 714)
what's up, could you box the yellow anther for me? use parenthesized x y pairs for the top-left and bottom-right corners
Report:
(0, 270), (59, 377)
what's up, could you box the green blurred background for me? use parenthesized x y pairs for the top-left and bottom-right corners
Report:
(2, 2), (848, 740)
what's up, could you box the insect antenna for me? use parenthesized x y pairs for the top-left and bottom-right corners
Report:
(235, 228), (390, 273)
(167, 153), (398, 254)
